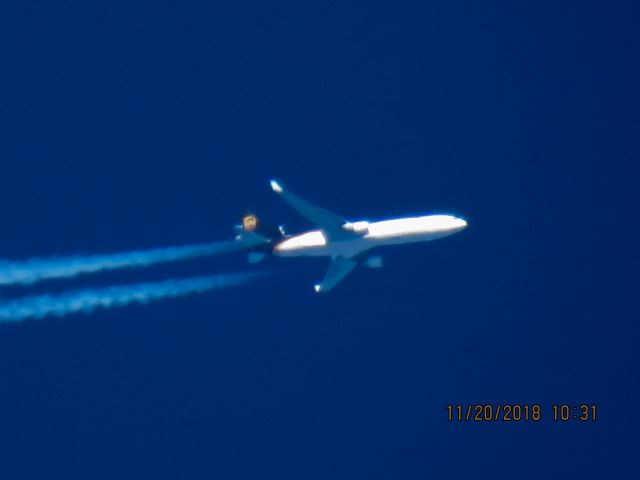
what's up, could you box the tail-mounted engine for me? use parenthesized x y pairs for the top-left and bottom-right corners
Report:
(235, 213), (287, 256)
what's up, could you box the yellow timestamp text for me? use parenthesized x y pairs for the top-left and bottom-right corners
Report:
(447, 404), (597, 422)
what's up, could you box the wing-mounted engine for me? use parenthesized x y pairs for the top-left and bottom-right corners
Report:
(341, 221), (369, 235)
(364, 255), (382, 268)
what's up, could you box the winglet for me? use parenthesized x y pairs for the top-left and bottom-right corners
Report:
(270, 179), (283, 193)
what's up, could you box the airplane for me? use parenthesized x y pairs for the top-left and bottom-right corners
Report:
(234, 180), (467, 293)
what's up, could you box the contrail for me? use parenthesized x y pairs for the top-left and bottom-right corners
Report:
(0, 272), (264, 323)
(0, 241), (243, 286)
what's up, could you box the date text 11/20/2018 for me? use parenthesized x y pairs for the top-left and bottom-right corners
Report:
(446, 404), (597, 422)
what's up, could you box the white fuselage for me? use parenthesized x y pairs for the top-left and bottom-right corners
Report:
(273, 214), (467, 258)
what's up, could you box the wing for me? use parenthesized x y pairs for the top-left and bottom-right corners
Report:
(314, 256), (358, 293)
(270, 180), (355, 241)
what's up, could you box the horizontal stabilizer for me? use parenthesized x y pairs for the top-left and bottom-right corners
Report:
(248, 252), (266, 264)
(234, 227), (269, 248)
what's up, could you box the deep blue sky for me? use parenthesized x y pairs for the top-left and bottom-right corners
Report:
(0, 1), (638, 478)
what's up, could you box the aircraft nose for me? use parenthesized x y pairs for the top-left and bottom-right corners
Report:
(453, 217), (468, 232)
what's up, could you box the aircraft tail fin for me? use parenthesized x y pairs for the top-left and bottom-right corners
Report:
(234, 213), (284, 249)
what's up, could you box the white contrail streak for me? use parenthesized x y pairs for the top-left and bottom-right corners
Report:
(0, 241), (243, 286)
(0, 272), (264, 322)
